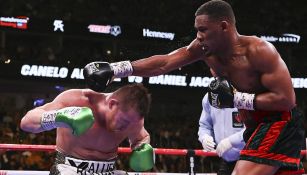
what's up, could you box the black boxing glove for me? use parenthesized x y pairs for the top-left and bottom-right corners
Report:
(208, 77), (235, 108)
(208, 77), (256, 110)
(83, 61), (133, 92)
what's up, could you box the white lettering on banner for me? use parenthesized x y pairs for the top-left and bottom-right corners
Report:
(0, 17), (28, 23)
(88, 25), (111, 34)
(128, 76), (143, 83)
(70, 68), (83, 79)
(260, 33), (300, 43)
(0, 16), (29, 29)
(113, 78), (121, 82)
(21, 65), (68, 78)
(18, 65), (307, 89)
(143, 29), (175, 40)
(53, 20), (64, 32)
(292, 78), (307, 88)
(88, 25), (121, 36)
(260, 36), (278, 42)
(149, 75), (186, 86)
(189, 76), (215, 87)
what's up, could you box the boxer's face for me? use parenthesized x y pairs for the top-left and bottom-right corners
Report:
(108, 106), (142, 132)
(195, 15), (224, 55)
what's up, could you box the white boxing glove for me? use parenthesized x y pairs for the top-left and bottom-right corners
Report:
(201, 134), (216, 152)
(216, 138), (232, 157)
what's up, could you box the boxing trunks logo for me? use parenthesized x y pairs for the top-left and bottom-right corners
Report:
(232, 112), (244, 128)
(64, 156), (115, 175)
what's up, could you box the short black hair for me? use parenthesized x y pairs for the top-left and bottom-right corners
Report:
(195, 0), (235, 24)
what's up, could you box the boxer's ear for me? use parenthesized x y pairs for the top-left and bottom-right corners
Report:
(220, 21), (229, 31)
(108, 99), (119, 110)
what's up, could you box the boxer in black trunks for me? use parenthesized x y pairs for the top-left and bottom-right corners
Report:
(83, 1), (304, 174)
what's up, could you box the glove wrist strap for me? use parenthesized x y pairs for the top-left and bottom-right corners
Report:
(41, 110), (58, 131)
(234, 92), (255, 110)
(110, 61), (133, 78)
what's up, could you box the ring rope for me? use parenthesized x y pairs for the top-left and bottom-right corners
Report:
(0, 144), (306, 156)
(0, 143), (217, 156)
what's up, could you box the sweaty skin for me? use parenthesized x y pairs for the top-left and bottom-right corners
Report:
(21, 89), (149, 160)
(132, 15), (295, 116)
(130, 14), (295, 175)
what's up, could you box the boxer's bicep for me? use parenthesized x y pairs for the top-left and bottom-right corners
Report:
(253, 42), (295, 110)
(40, 89), (82, 111)
(27, 89), (83, 119)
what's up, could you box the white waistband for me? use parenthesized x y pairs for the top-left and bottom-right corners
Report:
(64, 156), (116, 174)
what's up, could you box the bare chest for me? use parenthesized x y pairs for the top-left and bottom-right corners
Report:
(204, 56), (263, 92)
(57, 124), (128, 159)
(79, 124), (127, 149)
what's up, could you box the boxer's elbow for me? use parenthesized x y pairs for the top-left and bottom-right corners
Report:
(288, 94), (297, 110)
(278, 94), (296, 111)
(20, 116), (33, 133)
(20, 116), (31, 132)
(20, 112), (41, 133)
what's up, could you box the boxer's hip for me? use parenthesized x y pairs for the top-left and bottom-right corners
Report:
(50, 150), (118, 175)
(240, 107), (305, 171)
(239, 109), (293, 128)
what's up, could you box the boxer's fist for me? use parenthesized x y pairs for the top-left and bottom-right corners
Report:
(208, 77), (234, 108)
(41, 107), (94, 136)
(83, 61), (134, 92)
(83, 62), (114, 92)
(129, 143), (155, 172)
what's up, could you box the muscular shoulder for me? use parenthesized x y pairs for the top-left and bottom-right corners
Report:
(54, 89), (89, 105)
(59, 89), (83, 97)
(246, 36), (281, 72)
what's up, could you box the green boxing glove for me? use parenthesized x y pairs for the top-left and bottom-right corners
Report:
(129, 143), (155, 172)
(41, 107), (94, 136)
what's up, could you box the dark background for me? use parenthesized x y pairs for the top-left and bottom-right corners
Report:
(0, 0), (306, 173)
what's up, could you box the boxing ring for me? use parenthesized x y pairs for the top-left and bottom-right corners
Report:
(0, 144), (306, 175)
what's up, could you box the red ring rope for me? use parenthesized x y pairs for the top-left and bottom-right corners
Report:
(0, 144), (306, 156)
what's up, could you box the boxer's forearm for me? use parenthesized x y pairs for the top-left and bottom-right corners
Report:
(130, 129), (150, 149)
(131, 135), (150, 149)
(132, 47), (197, 77)
(132, 55), (172, 77)
(255, 92), (296, 111)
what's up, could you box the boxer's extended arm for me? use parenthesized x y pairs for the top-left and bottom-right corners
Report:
(132, 40), (203, 76)
(83, 40), (203, 92)
(252, 41), (296, 111)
